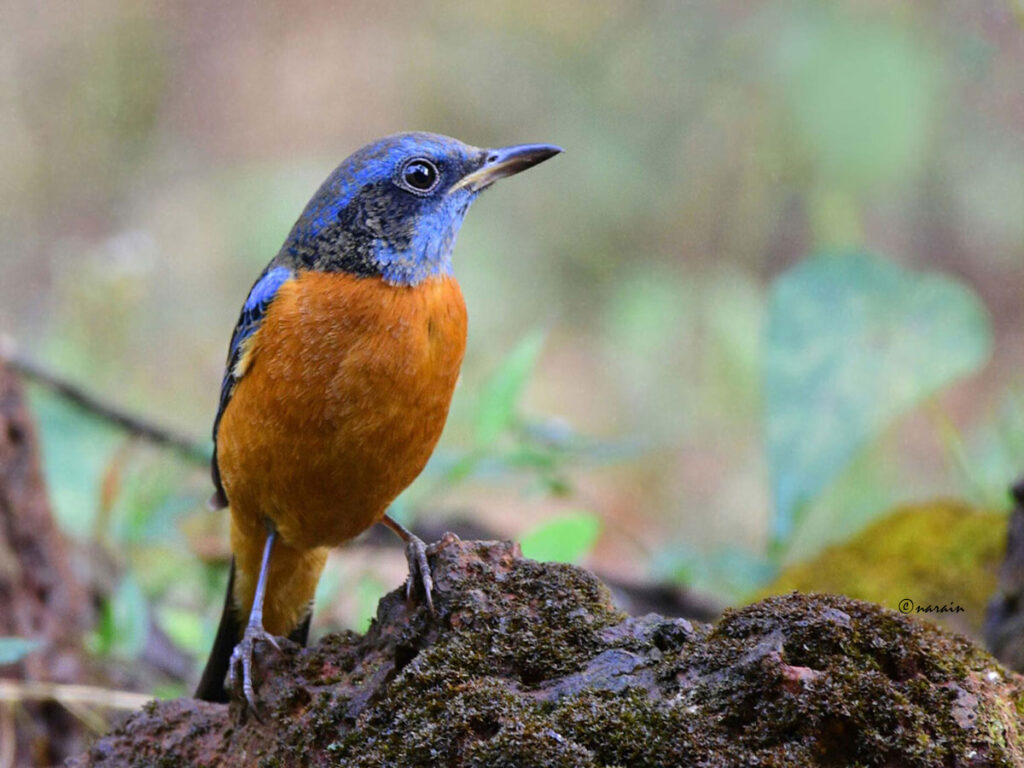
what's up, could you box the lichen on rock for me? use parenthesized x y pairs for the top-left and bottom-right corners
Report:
(71, 538), (1024, 767)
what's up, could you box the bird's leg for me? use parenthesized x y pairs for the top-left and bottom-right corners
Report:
(381, 514), (443, 613)
(228, 519), (281, 710)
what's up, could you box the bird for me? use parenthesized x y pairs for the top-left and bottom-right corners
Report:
(193, 132), (561, 706)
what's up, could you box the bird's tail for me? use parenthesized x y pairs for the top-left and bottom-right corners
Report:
(193, 558), (315, 702)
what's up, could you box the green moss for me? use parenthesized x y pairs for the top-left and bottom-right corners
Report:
(762, 501), (1005, 635)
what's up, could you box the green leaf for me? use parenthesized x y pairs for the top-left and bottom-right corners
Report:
(474, 330), (546, 447)
(519, 512), (602, 564)
(29, 390), (120, 537)
(764, 251), (992, 545)
(92, 574), (149, 659)
(0, 636), (42, 665)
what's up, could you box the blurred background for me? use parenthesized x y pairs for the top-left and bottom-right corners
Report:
(0, 0), (1021, 703)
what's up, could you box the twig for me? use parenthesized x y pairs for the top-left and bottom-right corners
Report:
(0, 336), (209, 466)
(0, 678), (153, 711)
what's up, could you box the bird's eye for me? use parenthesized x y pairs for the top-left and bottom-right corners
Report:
(399, 158), (440, 193)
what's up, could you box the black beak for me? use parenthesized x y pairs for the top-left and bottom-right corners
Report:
(452, 143), (563, 193)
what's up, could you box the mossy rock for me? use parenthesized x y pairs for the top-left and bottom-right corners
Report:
(763, 500), (1006, 637)
(72, 538), (1024, 767)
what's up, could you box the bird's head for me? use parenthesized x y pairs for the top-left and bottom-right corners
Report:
(279, 132), (561, 286)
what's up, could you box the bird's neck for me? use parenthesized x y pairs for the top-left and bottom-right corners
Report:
(371, 224), (457, 287)
(279, 210), (465, 287)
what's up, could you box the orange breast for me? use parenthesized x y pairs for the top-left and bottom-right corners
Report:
(217, 271), (467, 552)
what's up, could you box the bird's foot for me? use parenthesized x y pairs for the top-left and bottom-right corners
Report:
(403, 531), (460, 614)
(227, 622), (281, 711)
(403, 534), (434, 613)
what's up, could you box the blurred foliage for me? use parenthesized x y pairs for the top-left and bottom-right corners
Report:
(775, 13), (939, 188)
(395, 330), (630, 522)
(1, 0), (1022, 692)
(763, 251), (992, 550)
(28, 391), (121, 538)
(475, 329), (546, 447)
(652, 542), (777, 603)
(519, 512), (603, 565)
(88, 574), (148, 659)
(157, 606), (205, 659)
(0, 637), (42, 665)
(942, 389), (1024, 511)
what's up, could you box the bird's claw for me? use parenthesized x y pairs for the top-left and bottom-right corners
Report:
(227, 623), (281, 711)
(402, 531), (460, 613)
(403, 535), (434, 613)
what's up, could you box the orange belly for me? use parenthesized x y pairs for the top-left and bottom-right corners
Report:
(216, 271), (466, 633)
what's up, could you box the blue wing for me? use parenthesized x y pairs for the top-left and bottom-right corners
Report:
(210, 264), (293, 508)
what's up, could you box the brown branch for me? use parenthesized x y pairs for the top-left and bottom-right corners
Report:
(0, 336), (209, 466)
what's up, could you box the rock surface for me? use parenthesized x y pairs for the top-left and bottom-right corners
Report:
(72, 538), (1024, 767)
